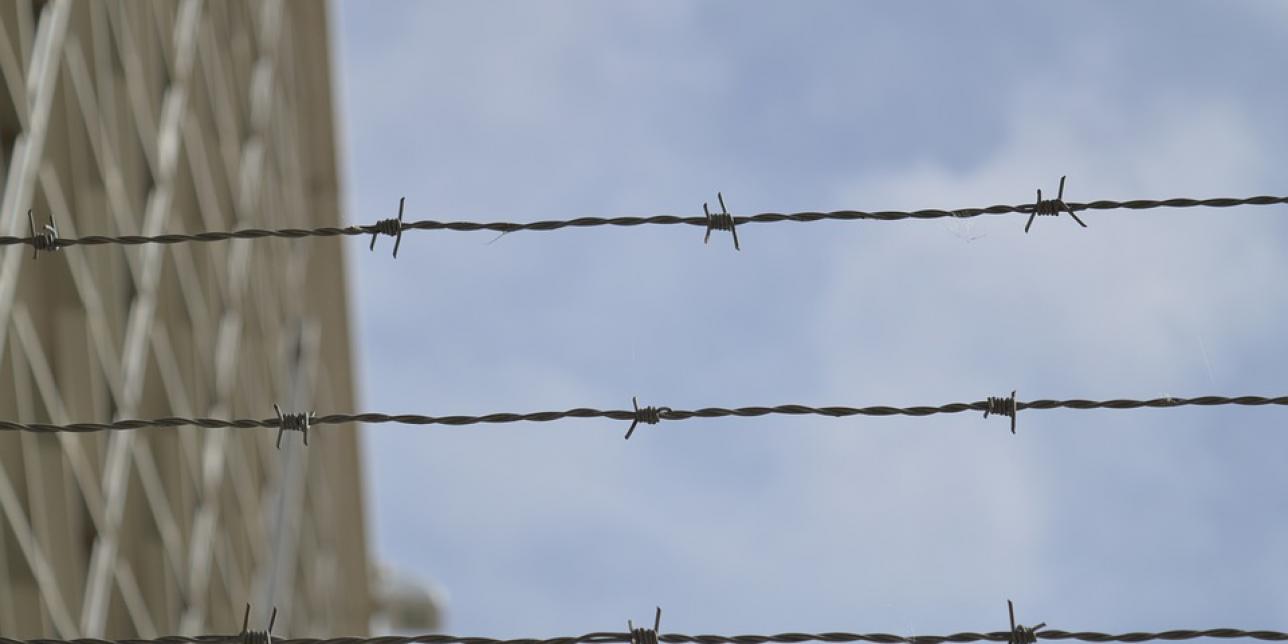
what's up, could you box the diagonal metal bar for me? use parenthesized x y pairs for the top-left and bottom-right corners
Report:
(34, 166), (191, 602)
(145, 326), (204, 498)
(31, 168), (194, 620)
(10, 304), (107, 532)
(10, 304), (164, 638)
(0, 0), (72, 388)
(0, 2), (365, 634)
(180, 1), (280, 632)
(59, 34), (145, 286)
(259, 318), (321, 630)
(0, 1), (360, 636)
(0, 469), (75, 636)
(0, 505), (15, 629)
(103, 5), (161, 186)
(0, 12), (30, 129)
(0, 11), (84, 621)
(128, 437), (189, 587)
(109, 563), (157, 639)
(8, 321), (54, 636)
(14, 0), (35, 71)
(0, 435), (76, 635)
(80, 1), (205, 636)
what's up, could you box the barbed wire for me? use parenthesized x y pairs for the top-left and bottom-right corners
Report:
(5, 601), (1284, 644)
(4, 190), (1286, 256)
(2, 626), (1286, 644)
(0, 394), (1283, 437)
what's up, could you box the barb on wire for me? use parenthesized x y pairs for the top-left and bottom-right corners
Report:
(629, 608), (663, 644)
(1025, 176), (1087, 233)
(4, 191), (1285, 253)
(370, 197), (406, 258)
(238, 605), (276, 644)
(625, 397), (670, 440)
(2, 393), (1286, 436)
(26, 209), (59, 259)
(274, 404), (314, 449)
(1009, 601), (1046, 644)
(985, 390), (1019, 434)
(3, 622), (1288, 644)
(704, 192), (740, 250)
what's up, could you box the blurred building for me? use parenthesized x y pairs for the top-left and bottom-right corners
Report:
(368, 565), (446, 635)
(0, 1), (372, 638)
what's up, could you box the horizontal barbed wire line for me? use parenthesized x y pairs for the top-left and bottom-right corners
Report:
(4, 627), (1288, 644)
(4, 192), (1287, 253)
(1, 394), (1285, 435)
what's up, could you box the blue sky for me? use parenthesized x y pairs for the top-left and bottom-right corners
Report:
(332, 2), (1288, 638)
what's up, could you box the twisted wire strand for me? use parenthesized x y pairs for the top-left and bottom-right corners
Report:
(3, 628), (1287, 644)
(1, 195), (1284, 251)
(1, 395), (1285, 434)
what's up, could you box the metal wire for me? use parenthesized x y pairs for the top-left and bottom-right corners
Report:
(0, 394), (1284, 435)
(2, 194), (1285, 252)
(0, 602), (1276, 644)
(1024, 176), (1087, 233)
(2, 627), (1286, 644)
(625, 396), (670, 440)
(273, 404), (314, 449)
(237, 606), (275, 644)
(26, 209), (60, 258)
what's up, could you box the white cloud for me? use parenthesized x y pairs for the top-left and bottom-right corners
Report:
(824, 85), (1277, 394)
(812, 75), (1286, 620)
(338, 1), (1288, 635)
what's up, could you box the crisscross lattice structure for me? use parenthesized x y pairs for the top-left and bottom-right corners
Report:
(0, 1), (370, 639)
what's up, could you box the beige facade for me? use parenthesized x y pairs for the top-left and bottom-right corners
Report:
(0, 0), (370, 639)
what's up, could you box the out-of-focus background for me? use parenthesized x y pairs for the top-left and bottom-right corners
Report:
(3, 0), (1288, 640)
(0, 1), (377, 638)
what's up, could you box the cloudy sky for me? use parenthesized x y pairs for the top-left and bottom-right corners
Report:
(331, 2), (1288, 638)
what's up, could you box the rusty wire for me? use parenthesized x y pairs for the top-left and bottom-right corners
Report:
(2, 193), (1285, 254)
(0, 394), (1284, 436)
